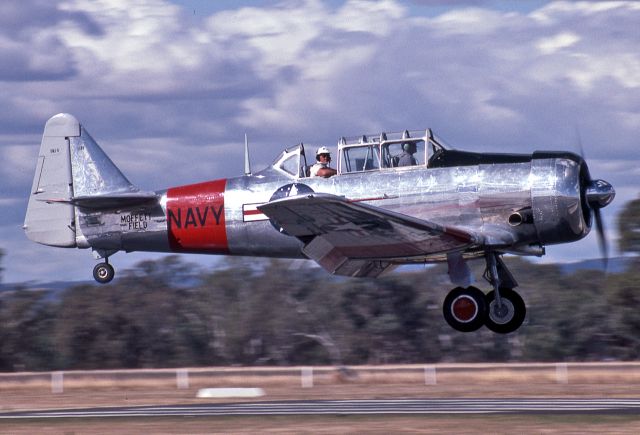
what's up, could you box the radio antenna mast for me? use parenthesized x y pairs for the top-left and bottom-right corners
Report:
(244, 133), (252, 176)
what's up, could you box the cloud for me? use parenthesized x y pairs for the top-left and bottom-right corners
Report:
(0, 144), (38, 189)
(4, 0), (638, 150)
(536, 31), (580, 54)
(0, 0), (101, 81)
(1, 0), (639, 282)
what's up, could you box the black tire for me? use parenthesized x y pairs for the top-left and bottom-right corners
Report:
(93, 262), (115, 284)
(443, 286), (487, 332)
(484, 288), (526, 334)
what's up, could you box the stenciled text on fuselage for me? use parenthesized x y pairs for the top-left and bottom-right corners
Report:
(167, 205), (224, 229)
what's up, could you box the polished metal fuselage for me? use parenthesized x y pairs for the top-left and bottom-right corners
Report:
(79, 153), (588, 264)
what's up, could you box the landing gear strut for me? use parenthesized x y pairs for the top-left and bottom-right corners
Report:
(442, 252), (526, 334)
(482, 251), (525, 334)
(93, 258), (115, 284)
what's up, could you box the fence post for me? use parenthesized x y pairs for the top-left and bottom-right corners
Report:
(176, 369), (189, 389)
(556, 363), (568, 384)
(51, 371), (64, 394)
(301, 367), (313, 388)
(424, 365), (437, 385)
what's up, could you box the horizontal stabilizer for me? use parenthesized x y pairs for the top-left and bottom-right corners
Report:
(40, 191), (159, 210)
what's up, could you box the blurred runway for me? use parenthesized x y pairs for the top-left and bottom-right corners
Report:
(2, 398), (640, 419)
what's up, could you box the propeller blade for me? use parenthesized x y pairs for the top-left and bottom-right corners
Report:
(575, 126), (586, 160)
(573, 132), (614, 271)
(593, 207), (608, 270)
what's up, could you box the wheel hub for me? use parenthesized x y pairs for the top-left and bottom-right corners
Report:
(451, 295), (478, 323)
(489, 299), (515, 324)
(493, 303), (509, 319)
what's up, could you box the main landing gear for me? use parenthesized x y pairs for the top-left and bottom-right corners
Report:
(93, 258), (115, 284)
(442, 252), (526, 334)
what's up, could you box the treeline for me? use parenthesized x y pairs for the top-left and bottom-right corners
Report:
(1, 254), (639, 372)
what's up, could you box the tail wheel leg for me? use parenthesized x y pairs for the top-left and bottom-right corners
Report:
(443, 286), (487, 332)
(93, 260), (115, 284)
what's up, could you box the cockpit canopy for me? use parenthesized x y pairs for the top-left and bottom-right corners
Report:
(270, 129), (448, 178)
(337, 129), (443, 174)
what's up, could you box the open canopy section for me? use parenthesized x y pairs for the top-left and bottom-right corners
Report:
(270, 143), (309, 178)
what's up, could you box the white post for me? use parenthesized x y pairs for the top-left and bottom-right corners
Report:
(424, 365), (437, 385)
(51, 371), (64, 394)
(176, 369), (189, 389)
(556, 363), (568, 384)
(301, 367), (313, 388)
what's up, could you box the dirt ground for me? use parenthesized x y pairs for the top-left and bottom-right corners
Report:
(2, 382), (640, 412)
(2, 364), (640, 433)
(3, 415), (640, 435)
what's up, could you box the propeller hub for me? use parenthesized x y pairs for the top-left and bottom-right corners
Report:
(586, 179), (615, 208)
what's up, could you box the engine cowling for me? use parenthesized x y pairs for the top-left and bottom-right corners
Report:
(530, 151), (614, 248)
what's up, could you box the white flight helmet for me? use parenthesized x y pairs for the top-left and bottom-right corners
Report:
(316, 146), (331, 156)
(316, 146), (331, 161)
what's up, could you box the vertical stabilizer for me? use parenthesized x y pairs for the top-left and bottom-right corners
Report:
(24, 113), (79, 247)
(69, 126), (136, 198)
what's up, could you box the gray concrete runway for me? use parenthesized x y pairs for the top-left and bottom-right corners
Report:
(2, 398), (640, 419)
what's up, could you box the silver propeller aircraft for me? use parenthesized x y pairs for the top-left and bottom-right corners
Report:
(24, 113), (615, 333)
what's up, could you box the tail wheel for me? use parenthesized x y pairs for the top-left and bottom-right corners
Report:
(485, 288), (526, 334)
(443, 286), (487, 332)
(93, 262), (115, 284)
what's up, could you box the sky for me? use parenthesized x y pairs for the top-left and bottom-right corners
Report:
(1, 0), (638, 283)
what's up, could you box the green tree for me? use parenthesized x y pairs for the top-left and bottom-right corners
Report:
(618, 197), (640, 254)
(4, 252), (640, 372)
(338, 274), (441, 364)
(605, 270), (640, 359)
(0, 287), (56, 371)
(0, 248), (4, 283)
(52, 257), (216, 369)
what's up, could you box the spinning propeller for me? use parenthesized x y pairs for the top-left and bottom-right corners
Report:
(576, 131), (615, 265)
(585, 176), (615, 263)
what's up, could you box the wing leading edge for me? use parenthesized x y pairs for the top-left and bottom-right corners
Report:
(258, 193), (481, 278)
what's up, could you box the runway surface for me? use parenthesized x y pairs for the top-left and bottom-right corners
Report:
(2, 398), (640, 419)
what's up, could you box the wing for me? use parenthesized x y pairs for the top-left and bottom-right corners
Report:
(258, 193), (481, 278)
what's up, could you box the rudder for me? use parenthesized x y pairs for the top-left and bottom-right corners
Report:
(24, 113), (79, 247)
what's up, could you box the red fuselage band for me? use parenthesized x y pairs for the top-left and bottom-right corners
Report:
(166, 179), (229, 253)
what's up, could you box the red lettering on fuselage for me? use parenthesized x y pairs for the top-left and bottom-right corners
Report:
(166, 179), (229, 253)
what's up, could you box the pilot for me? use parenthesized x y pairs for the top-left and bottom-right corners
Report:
(310, 146), (337, 178)
(397, 142), (418, 167)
